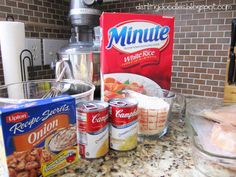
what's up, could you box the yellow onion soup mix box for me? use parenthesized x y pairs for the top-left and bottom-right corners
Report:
(0, 96), (78, 177)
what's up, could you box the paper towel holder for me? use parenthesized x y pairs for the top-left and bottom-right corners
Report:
(20, 49), (34, 81)
(5, 15), (14, 21)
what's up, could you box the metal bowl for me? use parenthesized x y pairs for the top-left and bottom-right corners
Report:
(0, 79), (95, 106)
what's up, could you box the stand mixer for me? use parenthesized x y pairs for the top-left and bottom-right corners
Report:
(56, 0), (102, 98)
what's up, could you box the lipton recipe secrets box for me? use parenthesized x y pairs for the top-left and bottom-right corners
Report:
(0, 96), (77, 177)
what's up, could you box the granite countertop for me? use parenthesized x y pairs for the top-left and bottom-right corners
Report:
(54, 120), (195, 177)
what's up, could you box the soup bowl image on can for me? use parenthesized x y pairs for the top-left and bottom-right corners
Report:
(109, 98), (138, 151)
(77, 101), (109, 159)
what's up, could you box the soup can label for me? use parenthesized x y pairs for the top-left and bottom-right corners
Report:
(77, 101), (109, 159)
(109, 98), (138, 151)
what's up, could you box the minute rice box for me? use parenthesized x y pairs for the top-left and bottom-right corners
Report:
(100, 12), (174, 101)
(0, 96), (78, 177)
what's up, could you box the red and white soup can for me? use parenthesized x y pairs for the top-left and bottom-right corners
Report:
(77, 101), (109, 159)
(109, 98), (138, 151)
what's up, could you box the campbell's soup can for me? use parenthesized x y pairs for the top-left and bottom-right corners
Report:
(77, 101), (109, 159)
(109, 98), (138, 151)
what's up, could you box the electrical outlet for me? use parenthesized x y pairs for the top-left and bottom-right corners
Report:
(20, 38), (42, 81)
(43, 39), (68, 65)
(25, 38), (42, 66)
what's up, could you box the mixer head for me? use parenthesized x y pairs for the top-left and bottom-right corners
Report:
(69, 0), (102, 27)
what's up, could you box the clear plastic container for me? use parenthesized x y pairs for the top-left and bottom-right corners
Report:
(185, 98), (222, 137)
(0, 79), (95, 107)
(192, 129), (236, 177)
(170, 93), (186, 125)
(186, 98), (236, 177)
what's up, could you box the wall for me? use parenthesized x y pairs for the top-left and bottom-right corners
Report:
(101, 0), (236, 98)
(0, 0), (235, 98)
(0, 0), (71, 84)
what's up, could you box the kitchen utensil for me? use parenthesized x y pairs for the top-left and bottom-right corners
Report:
(0, 97), (25, 105)
(69, 0), (101, 27)
(190, 115), (236, 177)
(56, 0), (102, 97)
(192, 128), (236, 177)
(171, 93), (186, 125)
(0, 79), (95, 107)
(42, 63), (67, 98)
(57, 0), (102, 98)
(185, 98), (222, 136)
(228, 19), (236, 84)
(124, 89), (175, 138)
(187, 98), (236, 176)
(57, 41), (101, 97)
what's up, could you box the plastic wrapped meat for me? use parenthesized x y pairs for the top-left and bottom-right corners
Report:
(211, 124), (236, 154)
(201, 105), (236, 126)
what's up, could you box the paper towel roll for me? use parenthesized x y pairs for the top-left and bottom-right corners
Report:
(0, 21), (25, 99)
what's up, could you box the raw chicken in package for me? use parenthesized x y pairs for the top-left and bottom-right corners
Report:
(100, 12), (174, 101)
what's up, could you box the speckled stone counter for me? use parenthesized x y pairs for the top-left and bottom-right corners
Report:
(54, 120), (195, 177)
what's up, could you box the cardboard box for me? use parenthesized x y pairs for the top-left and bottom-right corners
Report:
(100, 12), (174, 101)
(0, 96), (78, 177)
